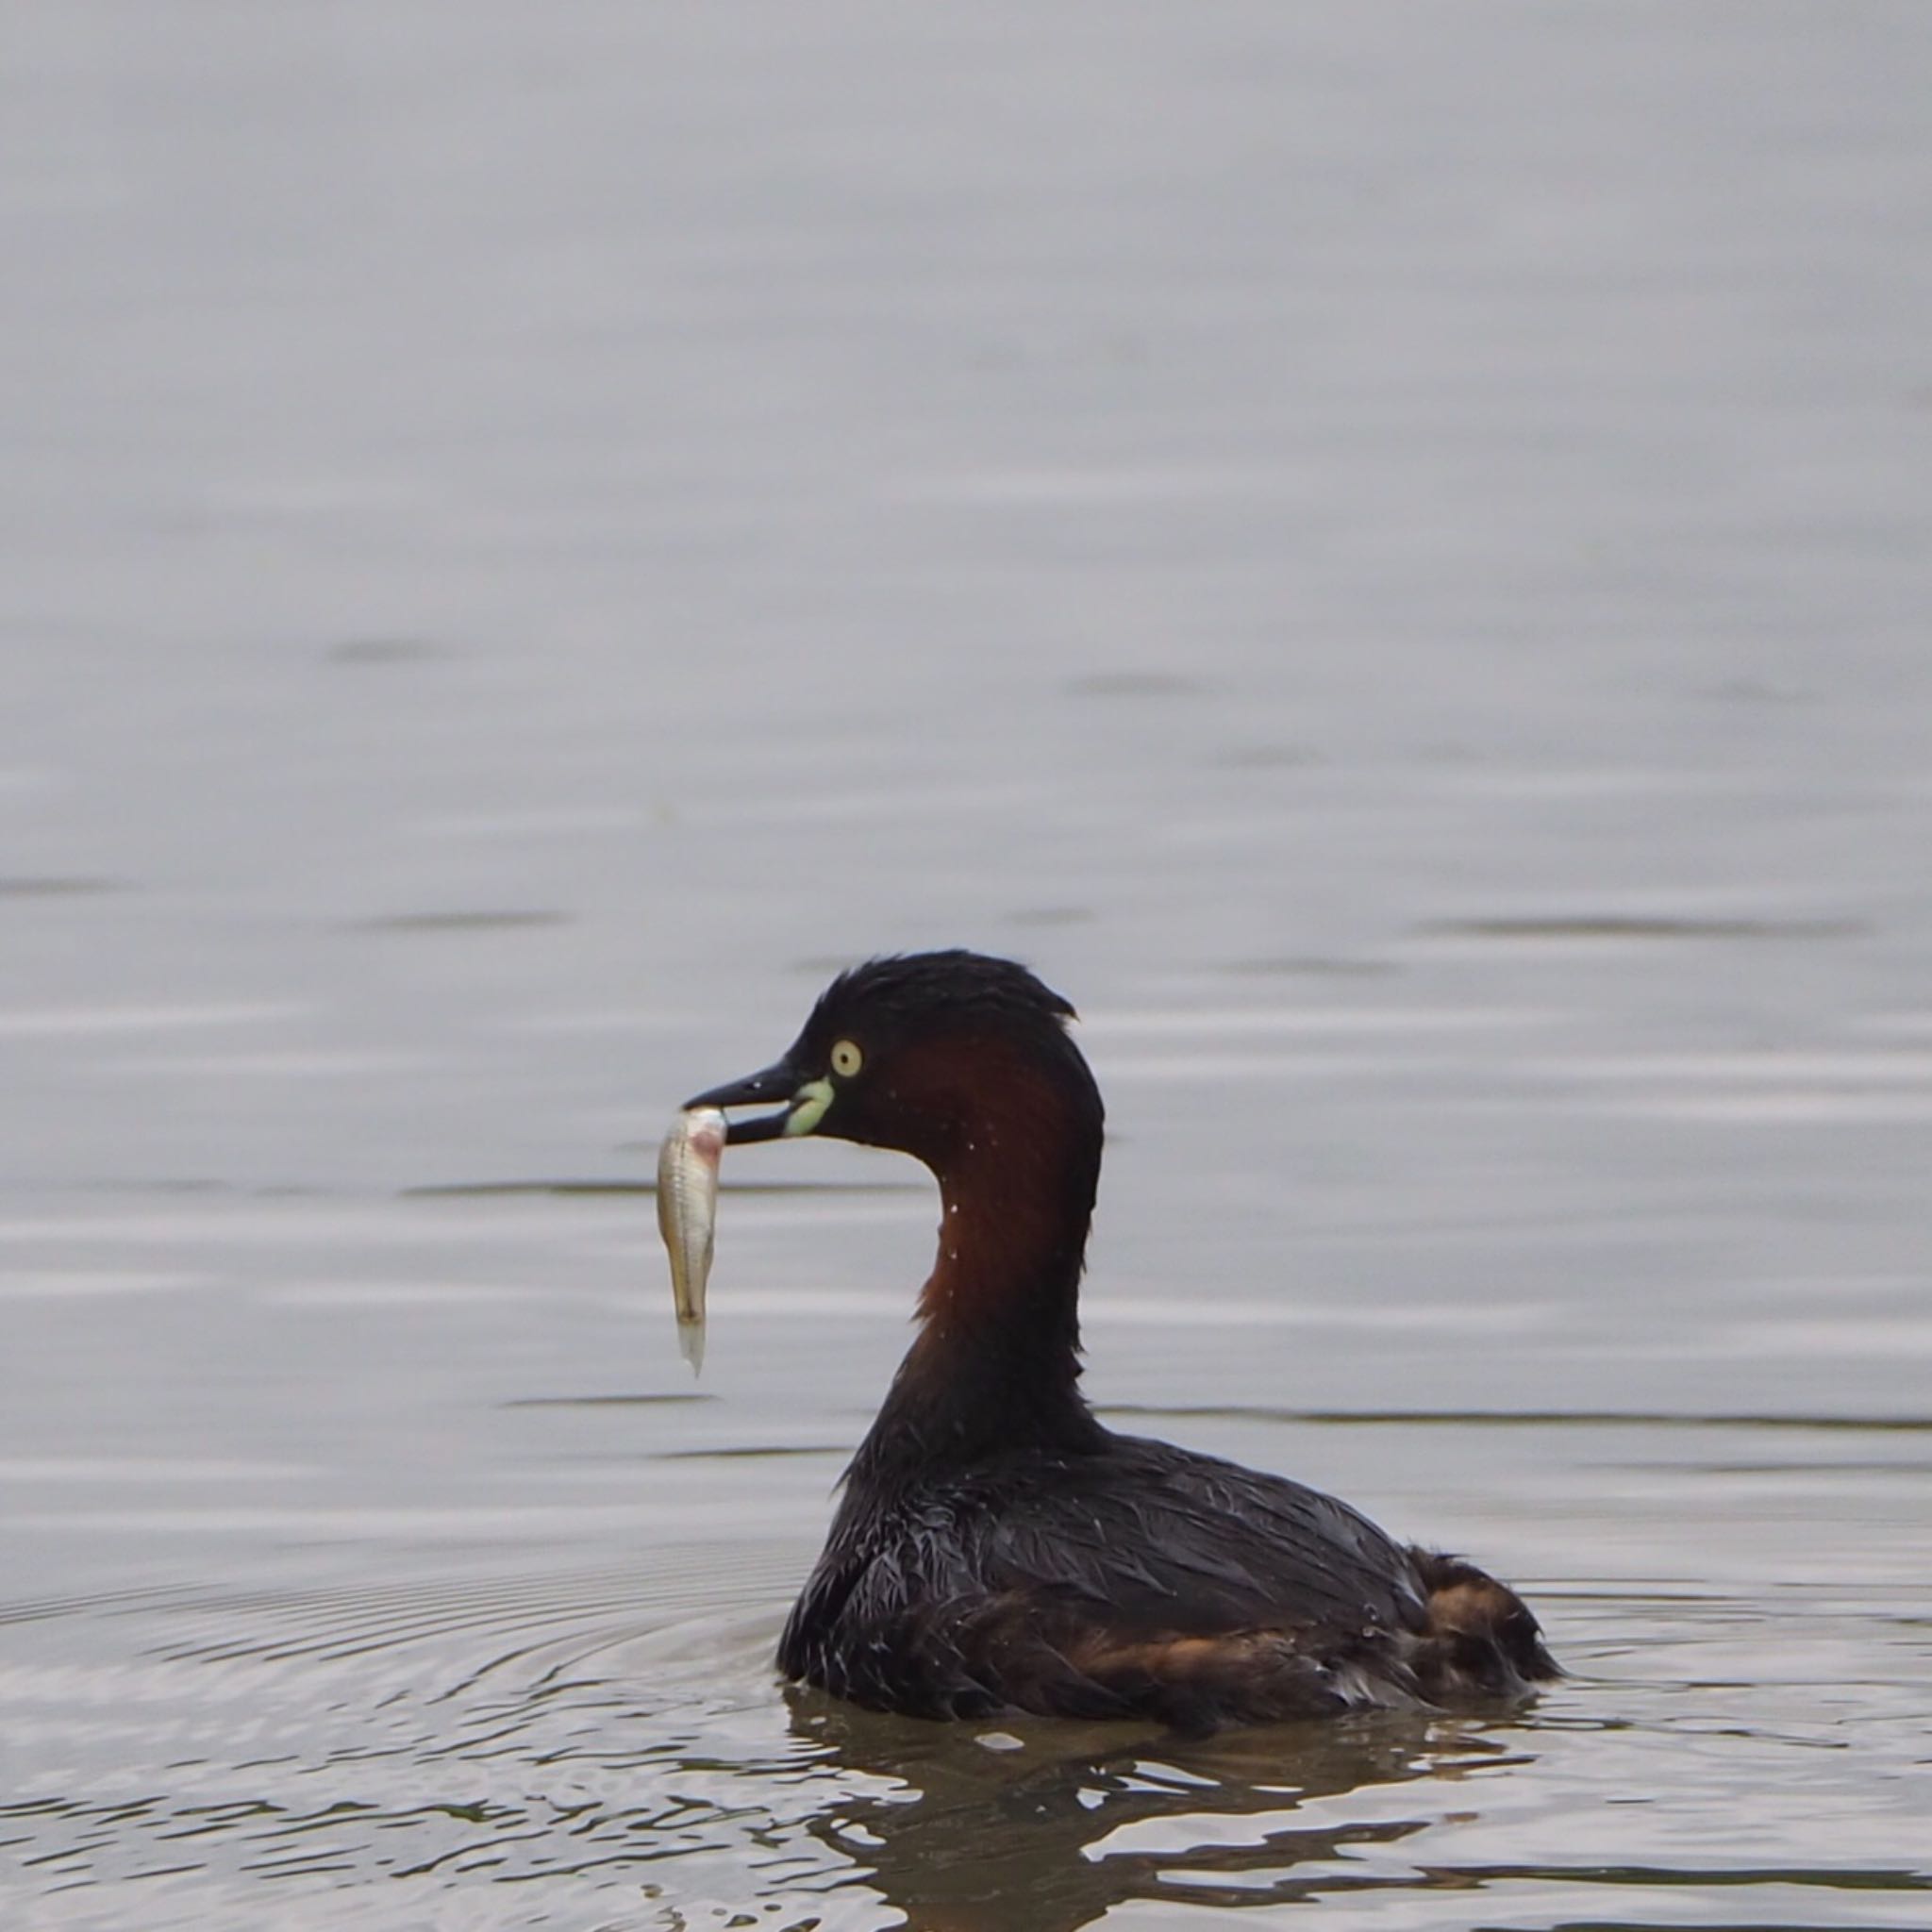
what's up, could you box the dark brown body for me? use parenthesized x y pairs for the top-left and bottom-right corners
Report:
(693, 953), (1558, 1729)
(779, 1424), (1554, 1729)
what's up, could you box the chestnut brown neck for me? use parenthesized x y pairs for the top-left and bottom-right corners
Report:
(860, 1036), (1106, 1469)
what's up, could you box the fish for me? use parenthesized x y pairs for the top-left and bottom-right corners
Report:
(657, 1106), (726, 1374)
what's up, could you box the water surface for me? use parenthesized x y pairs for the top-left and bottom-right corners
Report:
(5, 4), (1932, 1926)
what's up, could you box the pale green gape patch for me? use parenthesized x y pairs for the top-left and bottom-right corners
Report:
(786, 1038), (863, 1136)
(783, 1077), (835, 1137)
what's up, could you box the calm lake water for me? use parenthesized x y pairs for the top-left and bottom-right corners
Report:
(6, 5), (1932, 1927)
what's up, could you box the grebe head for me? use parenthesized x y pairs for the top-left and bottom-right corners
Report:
(691, 951), (1108, 1440)
(685, 949), (1102, 1174)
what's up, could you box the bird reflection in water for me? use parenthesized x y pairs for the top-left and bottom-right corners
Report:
(782, 1682), (1534, 1929)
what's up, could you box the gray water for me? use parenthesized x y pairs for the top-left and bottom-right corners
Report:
(5, 4), (1932, 1927)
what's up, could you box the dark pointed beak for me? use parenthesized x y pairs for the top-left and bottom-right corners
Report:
(684, 1058), (805, 1145)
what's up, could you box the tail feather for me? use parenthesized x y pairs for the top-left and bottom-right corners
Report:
(1407, 1548), (1560, 1701)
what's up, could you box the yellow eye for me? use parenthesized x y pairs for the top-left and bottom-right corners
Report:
(830, 1039), (863, 1078)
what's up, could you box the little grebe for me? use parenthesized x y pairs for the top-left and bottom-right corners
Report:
(686, 951), (1557, 1729)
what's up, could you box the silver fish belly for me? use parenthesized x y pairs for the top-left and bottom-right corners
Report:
(657, 1106), (725, 1373)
